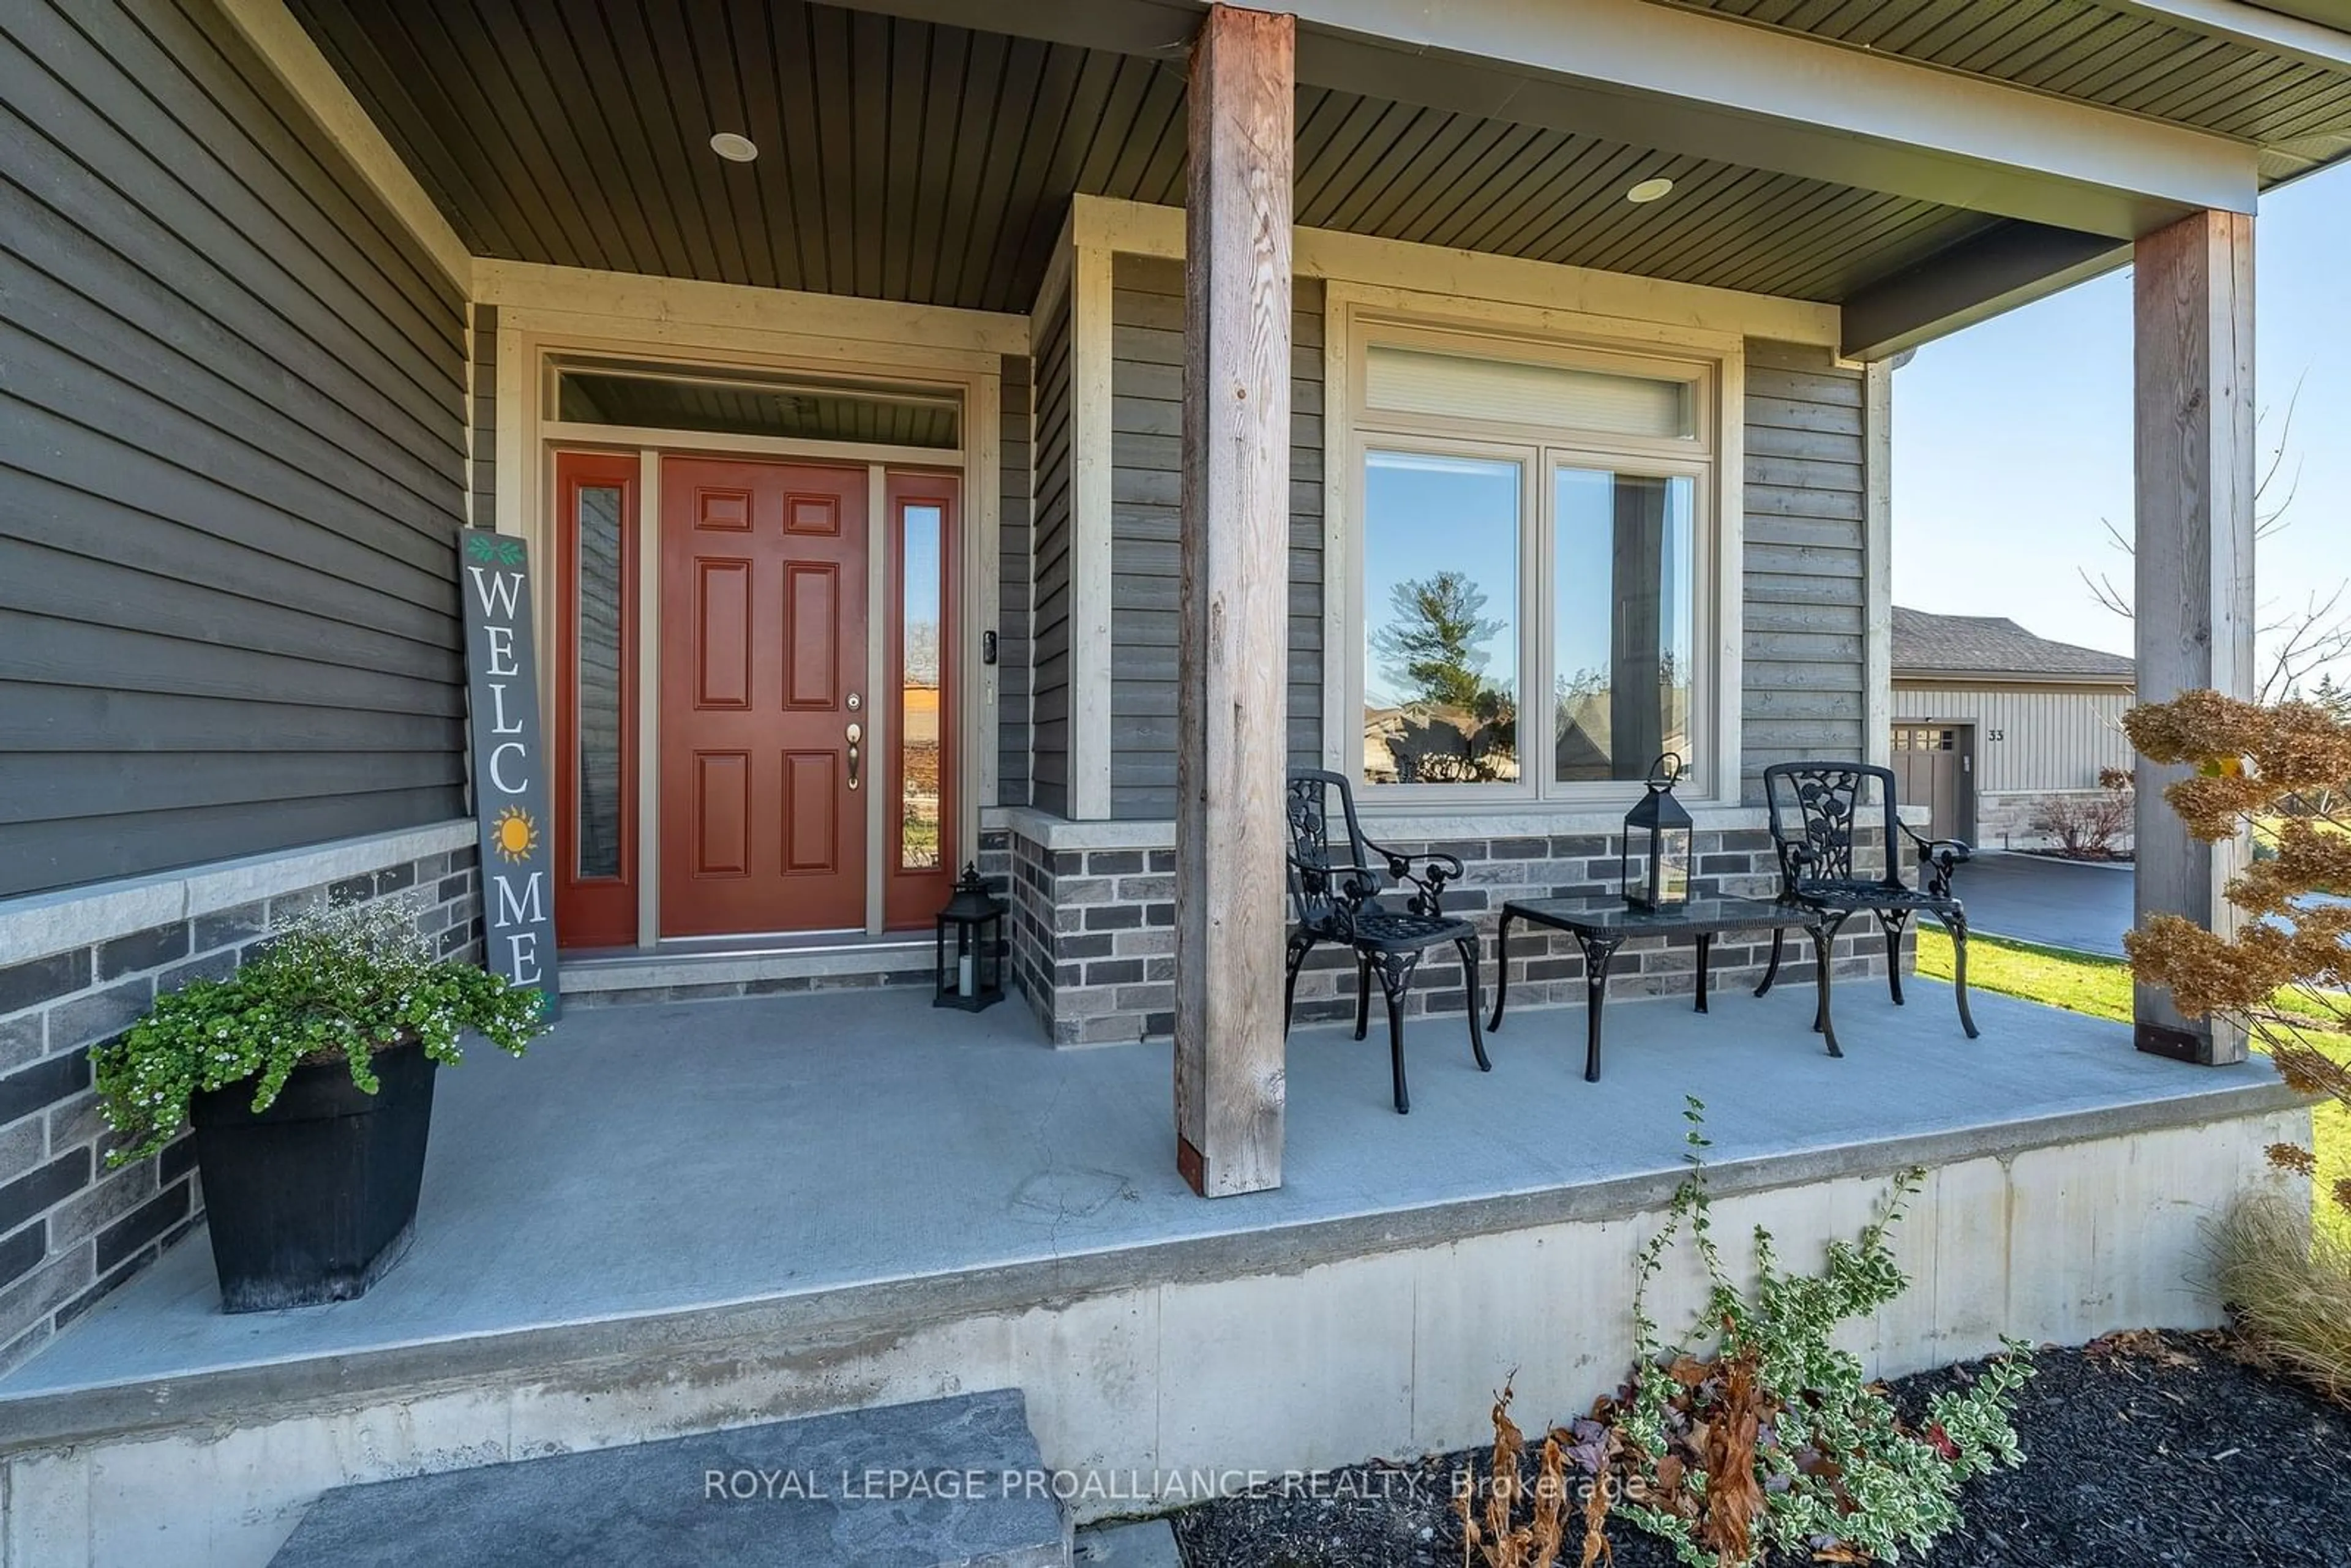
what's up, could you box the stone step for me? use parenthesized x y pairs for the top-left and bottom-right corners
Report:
(1074, 1519), (1183, 1565)
(268, 1389), (1069, 1568)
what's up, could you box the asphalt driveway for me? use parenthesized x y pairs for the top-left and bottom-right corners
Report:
(1950, 850), (2134, 957)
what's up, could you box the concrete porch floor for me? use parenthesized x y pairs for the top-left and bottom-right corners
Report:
(0, 978), (2298, 1447)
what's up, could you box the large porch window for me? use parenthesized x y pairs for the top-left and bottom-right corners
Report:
(1350, 324), (1717, 803)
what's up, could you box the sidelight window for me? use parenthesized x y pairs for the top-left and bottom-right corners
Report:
(898, 502), (945, 871)
(572, 484), (626, 877)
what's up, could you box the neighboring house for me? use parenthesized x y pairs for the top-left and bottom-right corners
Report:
(1891, 608), (2137, 849)
(0, 0), (2328, 1388)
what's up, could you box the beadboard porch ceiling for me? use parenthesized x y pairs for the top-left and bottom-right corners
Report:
(1662, 0), (2351, 181)
(283, 0), (2009, 311)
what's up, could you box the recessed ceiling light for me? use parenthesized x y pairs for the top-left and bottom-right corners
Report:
(710, 132), (759, 163)
(1626, 176), (1675, 203)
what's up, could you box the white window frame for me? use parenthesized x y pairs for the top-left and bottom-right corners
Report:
(1328, 288), (1745, 812)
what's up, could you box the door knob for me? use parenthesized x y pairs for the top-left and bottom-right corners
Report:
(846, 722), (863, 790)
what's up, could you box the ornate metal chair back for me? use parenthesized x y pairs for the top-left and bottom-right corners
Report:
(1761, 762), (1907, 891)
(1284, 769), (1377, 935)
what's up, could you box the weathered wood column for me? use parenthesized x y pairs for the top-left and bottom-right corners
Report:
(1174, 4), (1294, 1196)
(2132, 208), (2256, 1065)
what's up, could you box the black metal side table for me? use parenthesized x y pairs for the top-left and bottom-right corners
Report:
(1487, 896), (1842, 1081)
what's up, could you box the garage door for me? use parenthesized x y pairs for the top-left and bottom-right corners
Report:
(1891, 724), (1973, 844)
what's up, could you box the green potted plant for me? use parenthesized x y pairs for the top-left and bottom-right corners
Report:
(94, 899), (547, 1313)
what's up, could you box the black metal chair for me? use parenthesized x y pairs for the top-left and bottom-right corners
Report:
(1283, 769), (1491, 1113)
(1757, 761), (1979, 1039)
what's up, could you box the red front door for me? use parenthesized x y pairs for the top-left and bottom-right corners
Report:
(659, 457), (869, 936)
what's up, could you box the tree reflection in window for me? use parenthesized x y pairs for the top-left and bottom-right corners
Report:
(1361, 451), (1520, 785)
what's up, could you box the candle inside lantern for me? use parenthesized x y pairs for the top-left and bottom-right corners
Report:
(958, 947), (975, 997)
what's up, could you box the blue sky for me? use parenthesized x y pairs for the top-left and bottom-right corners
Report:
(1891, 163), (2351, 671)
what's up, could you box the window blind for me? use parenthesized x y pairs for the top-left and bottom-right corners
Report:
(1364, 345), (1692, 440)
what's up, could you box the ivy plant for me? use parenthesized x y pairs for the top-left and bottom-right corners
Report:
(93, 899), (547, 1165)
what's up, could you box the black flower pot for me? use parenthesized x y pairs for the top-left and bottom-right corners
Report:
(188, 1042), (437, 1313)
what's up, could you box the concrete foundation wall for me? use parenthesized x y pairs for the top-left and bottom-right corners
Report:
(0, 825), (481, 1371)
(1, 1103), (2301, 1567)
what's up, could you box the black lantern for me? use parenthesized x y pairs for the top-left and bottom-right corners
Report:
(934, 863), (1007, 1011)
(1621, 753), (1695, 912)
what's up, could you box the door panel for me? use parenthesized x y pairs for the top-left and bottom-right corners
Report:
(693, 751), (750, 876)
(694, 560), (752, 708)
(783, 752), (839, 872)
(661, 457), (868, 936)
(784, 563), (840, 707)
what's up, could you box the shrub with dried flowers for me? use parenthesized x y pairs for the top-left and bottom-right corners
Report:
(2121, 688), (2351, 1220)
(2124, 688), (2351, 1404)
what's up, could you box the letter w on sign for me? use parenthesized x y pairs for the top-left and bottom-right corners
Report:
(460, 531), (561, 1018)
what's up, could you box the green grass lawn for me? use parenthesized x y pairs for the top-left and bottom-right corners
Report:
(1917, 928), (2349, 1246)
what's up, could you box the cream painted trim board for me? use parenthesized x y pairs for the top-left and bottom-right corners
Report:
(1715, 349), (1747, 800)
(215, 0), (472, 292)
(473, 261), (1027, 362)
(1320, 284), (1350, 773)
(866, 467), (890, 936)
(970, 369), (1005, 828)
(1073, 196), (1840, 349)
(1067, 244), (1117, 820)
(634, 448), (662, 950)
(1862, 361), (1894, 771)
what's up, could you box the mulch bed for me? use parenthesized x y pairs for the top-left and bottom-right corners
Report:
(1168, 1331), (2351, 1567)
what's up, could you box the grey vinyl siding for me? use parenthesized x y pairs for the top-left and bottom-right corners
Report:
(471, 303), (498, 530)
(0, 0), (470, 898)
(1740, 340), (1868, 802)
(1028, 286), (1075, 816)
(1108, 255), (1323, 820)
(996, 355), (1033, 806)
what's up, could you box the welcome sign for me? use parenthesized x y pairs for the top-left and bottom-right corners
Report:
(460, 531), (561, 1018)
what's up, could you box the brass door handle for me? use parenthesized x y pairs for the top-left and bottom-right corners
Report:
(846, 722), (863, 790)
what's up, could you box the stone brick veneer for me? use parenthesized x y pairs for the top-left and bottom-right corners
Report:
(991, 809), (1911, 1048)
(0, 825), (481, 1371)
(1973, 790), (2136, 855)
(995, 820), (1176, 1045)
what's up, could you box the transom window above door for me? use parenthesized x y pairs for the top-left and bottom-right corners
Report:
(550, 359), (961, 449)
(1348, 319), (1722, 804)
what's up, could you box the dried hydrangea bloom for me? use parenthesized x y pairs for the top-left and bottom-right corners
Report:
(2124, 688), (2351, 1218)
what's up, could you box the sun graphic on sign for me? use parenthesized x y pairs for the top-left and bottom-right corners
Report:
(492, 806), (539, 863)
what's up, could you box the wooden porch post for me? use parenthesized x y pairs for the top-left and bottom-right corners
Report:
(2132, 208), (2256, 1065)
(1174, 3), (1294, 1196)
